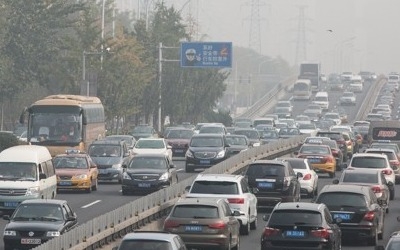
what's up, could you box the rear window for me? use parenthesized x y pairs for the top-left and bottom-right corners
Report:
(172, 205), (219, 218)
(342, 172), (378, 184)
(190, 181), (238, 194)
(317, 133), (341, 140)
(370, 144), (399, 153)
(268, 210), (322, 226)
(351, 156), (386, 168)
(246, 164), (285, 177)
(119, 240), (172, 250)
(316, 192), (367, 208)
(299, 145), (330, 155)
(366, 151), (396, 160)
(287, 160), (307, 169)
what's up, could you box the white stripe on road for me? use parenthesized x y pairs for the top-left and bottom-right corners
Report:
(81, 200), (102, 208)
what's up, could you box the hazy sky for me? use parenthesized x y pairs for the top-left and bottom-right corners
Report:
(116, 0), (400, 74)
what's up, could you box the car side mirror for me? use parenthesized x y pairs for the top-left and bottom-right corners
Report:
(124, 153), (130, 157)
(67, 216), (76, 222)
(90, 165), (97, 169)
(185, 185), (191, 192)
(296, 172), (303, 178)
(252, 187), (259, 194)
(167, 145), (172, 149)
(122, 164), (128, 169)
(262, 214), (270, 221)
(3, 215), (10, 221)
(39, 173), (47, 180)
(293, 151), (298, 155)
(232, 210), (245, 216)
(332, 179), (339, 184)
(387, 181), (394, 187)
(169, 164), (175, 168)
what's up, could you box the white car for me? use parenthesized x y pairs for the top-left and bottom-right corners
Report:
(348, 153), (395, 200)
(298, 123), (318, 136)
(348, 82), (363, 92)
(295, 115), (311, 125)
(329, 125), (352, 133)
(132, 138), (172, 161)
(277, 158), (319, 198)
(339, 91), (356, 105)
(185, 174), (258, 235)
(323, 112), (342, 126)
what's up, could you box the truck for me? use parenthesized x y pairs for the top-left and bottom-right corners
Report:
(368, 120), (400, 146)
(298, 62), (321, 92)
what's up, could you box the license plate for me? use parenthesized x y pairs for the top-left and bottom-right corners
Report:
(185, 225), (202, 232)
(333, 213), (351, 220)
(21, 238), (41, 244)
(4, 202), (18, 208)
(99, 169), (107, 174)
(257, 182), (274, 188)
(308, 158), (320, 163)
(285, 230), (305, 238)
(138, 183), (151, 188)
(175, 149), (184, 153)
(200, 160), (210, 164)
(59, 181), (71, 186)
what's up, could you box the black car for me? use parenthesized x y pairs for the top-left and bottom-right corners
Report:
(3, 199), (78, 250)
(185, 133), (230, 173)
(233, 128), (261, 147)
(314, 184), (385, 246)
(225, 134), (250, 156)
(121, 154), (178, 195)
(261, 202), (342, 250)
(243, 159), (301, 209)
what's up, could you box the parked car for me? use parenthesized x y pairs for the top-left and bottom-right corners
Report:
(315, 184), (385, 245)
(163, 197), (240, 250)
(116, 231), (187, 250)
(121, 154), (178, 195)
(185, 174), (257, 235)
(261, 202), (342, 250)
(243, 159), (301, 209)
(3, 199), (78, 250)
(53, 149), (98, 193)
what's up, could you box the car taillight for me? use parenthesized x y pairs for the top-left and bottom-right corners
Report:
(382, 169), (393, 175)
(323, 156), (334, 163)
(262, 227), (280, 237)
(390, 160), (400, 167)
(228, 198), (244, 204)
(363, 211), (375, 222)
(209, 221), (226, 229)
(303, 173), (312, 180)
(371, 185), (382, 194)
(311, 228), (331, 239)
(331, 150), (339, 157)
(163, 219), (179, 229)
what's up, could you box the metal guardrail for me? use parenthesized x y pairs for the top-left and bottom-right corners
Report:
(33, 136), (306, 250)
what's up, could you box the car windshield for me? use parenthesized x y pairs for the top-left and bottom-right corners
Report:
(246, 164), (285, 177)
(342, 172), (378, 184)
(261, 131), (279, 139)
(351, 157), (386, 168)
(0, 162), (37, 181)
(172, 205), (219, 218)
(190, 137), (223, 147)
(12, 204), (63, 221)
(132, 126), (153, 134)
(324, 114), (339, 119)
(118, 240), (173, 250)
(128, 157), (167, 169)
(299, 145), (329, 154)
(135, 140), (164, 149)
(268, 210), (322, 226)
(298, 124), (315, 129)
(106, 136), (134, 146)
(190, 181), (238, 194)
(199, 126), (224, 134)
(234, 130), (259, 139)
(89, 145), (121, 157)
(54, 156), (88, 169)
(165, 130), (193, 139)
(316, 192), (367, 208)
(226, 136), (247, 146)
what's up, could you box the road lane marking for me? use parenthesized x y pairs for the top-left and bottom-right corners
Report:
(81, 200), (102, 208)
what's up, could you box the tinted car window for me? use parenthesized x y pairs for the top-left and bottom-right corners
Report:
(234, 130), (259, 139)
(351, 157), (386, 168)
(190, 181), (238, 194)
(246, 164), (285, 177)
(128, 156), (167, 169)
(386, 241), (400, 250)
(317, 192), (367, 207)
(190, 137), (223, 147)
(288, 160), (307, 169)
(269, 210), (322, 226)
(299, 145), (330, 154)
(172, 205), (219, 218)
(342, 172), (378, 183)
(367, 151), (396, 160)
(317, 133), (341, 140)
(119, 240), (173, 250)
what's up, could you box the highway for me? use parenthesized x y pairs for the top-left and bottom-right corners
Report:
(0, 78), (395, 250)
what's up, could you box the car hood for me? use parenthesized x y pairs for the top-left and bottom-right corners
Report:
(6, 220), (65, 231)
(90, 157), (122, 165)
(55, 169), (89, 176)
(126, 168), (165, 175)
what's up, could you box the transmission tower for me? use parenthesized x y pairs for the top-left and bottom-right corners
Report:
(294, 5), (308, 66)
(247, 0), (265, 54)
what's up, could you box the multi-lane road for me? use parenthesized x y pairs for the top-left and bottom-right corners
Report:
(0, 78), (397, 250)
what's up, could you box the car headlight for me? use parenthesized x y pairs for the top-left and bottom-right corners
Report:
(3, 230), (16, 236)
(75, 174), (88, 179)
(122, 172), (131, 180)
(216, 150), (225, 159)
(159, 172), (169, 181)
(185, 150), (193, 158)
(25, 187), (40, 196)
(46, 231), (60, 237)
(112, 163), (122, 169)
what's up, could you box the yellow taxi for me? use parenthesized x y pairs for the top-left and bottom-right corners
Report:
(295, 144), (336, 178)
(53, 149), (98, 193)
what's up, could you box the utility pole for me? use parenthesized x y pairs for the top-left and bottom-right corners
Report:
(294, 5), (308, 66)
(246, 0), (266, 54)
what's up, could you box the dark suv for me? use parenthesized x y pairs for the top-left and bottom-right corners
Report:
(315, 184), (384, 246)
(261, 202), (342, 250)
(88, 140), (130, 183)
(185, 133), (230, 173)
(243, 159), (301, 209)
(316, 131), (348, 161)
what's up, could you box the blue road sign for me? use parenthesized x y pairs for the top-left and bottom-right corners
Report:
(180, 42), (232, 68)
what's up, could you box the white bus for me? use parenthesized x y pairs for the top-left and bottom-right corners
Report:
(293, 79), (312, 100)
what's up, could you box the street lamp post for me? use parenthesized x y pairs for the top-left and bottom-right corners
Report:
(82, 50), (109, 96)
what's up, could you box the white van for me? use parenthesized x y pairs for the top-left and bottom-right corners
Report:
(313, 91), (329, 111)
(0, 145), (56, 211)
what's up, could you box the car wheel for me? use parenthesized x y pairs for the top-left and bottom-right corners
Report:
(378, 226), (383, 240)
(92, 178), (98, 191)
(390, 188), (395, 200)
(250, 216), (257, 230)
(224, 237), (232, 250)
(122, 189), (129, 196)
(232, 235), (240, 250)
(367, 229), (378, 246)
(240, 217), (250, 235)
